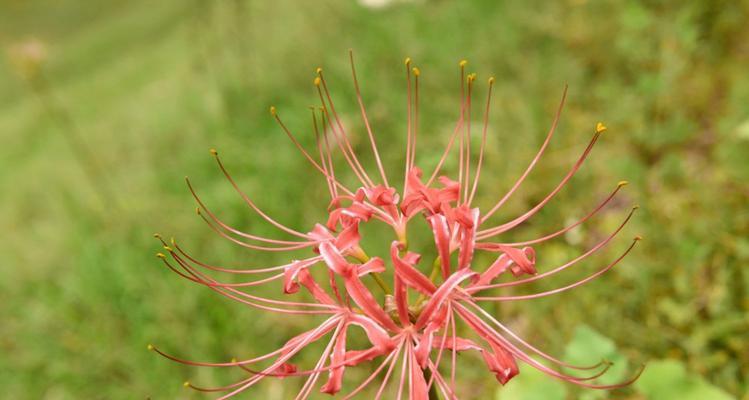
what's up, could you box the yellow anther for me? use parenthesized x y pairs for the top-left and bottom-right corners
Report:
(209, 148), (217, 156)
(315, 67), (322, 74)
(163, 246), (173, 252)
(156, 253), (165, 259)
(459, 60), (467, 67)
(195, 207), (201, 215)
(314, 76), (321, 86)
(618, 180), (629, 187)
(412, 67), (420, 77)
(488, 76), (495, 84)
(596, 122), (608, 134)
(183, 381), (190, 388)
(404, 57), (411, 66)
(633, 204), (640, 210)
(170, 237), (176, 246)
(269, 106), (277, 116)
(147, 344), (154, 351)
(231, 357), (238, 363)
(153, 233), (161, 239)
(634, 235), (643, 241)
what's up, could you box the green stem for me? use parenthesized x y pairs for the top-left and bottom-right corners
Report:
(424, 368), (441, 400)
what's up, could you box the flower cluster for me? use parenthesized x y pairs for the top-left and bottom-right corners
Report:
(151, 53), (641, 399)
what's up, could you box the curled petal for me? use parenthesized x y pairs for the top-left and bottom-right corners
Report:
(357, 257), (386, 277)
(297, 268), (335, 305)
(283, 258), (321, 294)
(390, 241), (435, 295)
(320, 329), (347, 394)
(415, 269), (477, 330)
(457, 207), (480, 270)
(427, 214), (452, 278)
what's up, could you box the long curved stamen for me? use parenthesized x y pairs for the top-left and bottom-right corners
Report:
(162, 252), (337, 313)
(210, 152), (312, 239)
(481, 181), (628, 243)
(348, 50), (389, 187)
(214, 319), (345, 399)
(403, 58), (413, 196)
(168, 239), (322, 275)
(294, 320), (342, 400)
(478, 124), (605, 237)
(480, 86), (568, 223)
(273, 106), (357, 196)
(473, 205), (637, 292)
(462, 300), (612, 372)
(457, 62), (467, 201)
(456, 304), (643, 388)
(411, 66), (420, 177)
(195, 206), (315, 252)
(468, 76), (495, 205)
(186, 178), (313, 247)
(395, 340), (411, 400)
(374, 339), (406, 400)
(463, 72), (475, 203)
(316, 71), (376, 188)
(342, 342), (402, 400)
(311, 107), (336, 200)
(319, 108), (340, 198)
(474, 237), (640, 301)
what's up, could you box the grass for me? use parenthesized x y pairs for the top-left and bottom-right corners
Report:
(1, 0), (747, 398)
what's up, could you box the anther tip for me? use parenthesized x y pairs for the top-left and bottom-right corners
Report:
(404, 57), (411, 66)
(156, 253), (165, 259)
(633, 204), (640, 210)
(269, 106), (277, 116)
(412, 67), (420, 77)
(634, 235), (643, 241)
(231, 357), (238, 363)
(147, 344), (154, 351)
(209, 148), (218, 156)
(488, 76), (495, 84)
(195, 207), (201, 215)
(618, 180), (629, 187)
(170, 237), (176, 245)
(153, 233), (161, 239)
(163, 245), (173, 252)
(459, 59), (468, 67)
(596, 122), (608, 134)
(314, 76), (321, 86)
(315, 67), (322, 74)
(183, 381), (190, 388)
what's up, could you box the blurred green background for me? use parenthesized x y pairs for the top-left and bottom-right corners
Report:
(1, 0), (747, 399)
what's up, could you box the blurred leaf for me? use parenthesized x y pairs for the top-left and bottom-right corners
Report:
(563, 325), (628, 399)
(496, 357), (567, 400)
(635, 359), (735, 400)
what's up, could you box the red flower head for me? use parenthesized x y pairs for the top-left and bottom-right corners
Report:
(151, 52), (642, 399)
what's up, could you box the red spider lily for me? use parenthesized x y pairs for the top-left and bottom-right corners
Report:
(150, 51), (642, 399)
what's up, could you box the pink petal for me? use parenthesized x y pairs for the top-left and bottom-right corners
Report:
(390, 241), (435, 295)
(320, 329), (347, 394)
(427, 214), (452, 278)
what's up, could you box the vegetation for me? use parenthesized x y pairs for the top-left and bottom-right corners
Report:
(1, 1), (746, 398)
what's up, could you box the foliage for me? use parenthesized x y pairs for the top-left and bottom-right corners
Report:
(1, 0), (747, 398)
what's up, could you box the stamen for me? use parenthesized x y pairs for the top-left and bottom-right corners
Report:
(479, 119), (604, 236)
(468, 76), (495, 205)
(474, 237), (640, 301)
(316, 69), (376, 188)
(478, 181), (629, 244)
(403, 57), (414, 196)
(349, 49), (389, 186)
(480, 86), (568, 223)
(208, 154), (313, 239)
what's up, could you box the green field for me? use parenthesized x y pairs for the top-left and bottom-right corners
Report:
(1, 1), (747, 399)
